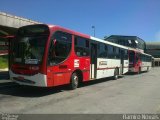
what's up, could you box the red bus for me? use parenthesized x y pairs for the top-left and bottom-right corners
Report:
(9, 24), (129, 89)
(128, 48), (152, 73)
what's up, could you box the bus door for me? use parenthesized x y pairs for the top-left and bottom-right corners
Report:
(90, 43), (97, 79)
(120, 50), (124, 75)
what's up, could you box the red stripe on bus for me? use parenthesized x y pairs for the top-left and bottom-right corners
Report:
(97, 66), (129, 70)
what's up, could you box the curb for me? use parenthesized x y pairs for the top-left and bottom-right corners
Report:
(0, 68), (8, 72)
(0, 80), (12, 83)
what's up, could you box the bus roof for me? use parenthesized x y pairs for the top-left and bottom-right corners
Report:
(18, 24), (152, 54)
(48, 24), (91, 39)
(91, 36), (129, 50)
(47, 24), (129, 50)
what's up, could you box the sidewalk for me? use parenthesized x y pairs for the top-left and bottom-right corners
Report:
(0, 68), (8, 72)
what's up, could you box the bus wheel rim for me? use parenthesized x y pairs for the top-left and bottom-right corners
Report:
(73, 75), (78, 86)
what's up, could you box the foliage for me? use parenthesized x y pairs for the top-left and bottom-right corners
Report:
(0, 55), (8, 69)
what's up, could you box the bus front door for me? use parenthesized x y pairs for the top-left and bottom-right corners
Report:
(90, 43), (97, 79)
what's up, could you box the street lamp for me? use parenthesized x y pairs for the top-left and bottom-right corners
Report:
(92, 26), (95, 37)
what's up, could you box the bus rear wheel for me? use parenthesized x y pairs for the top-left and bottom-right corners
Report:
(69, 72), (79, 90)
(113, 68), (119, 80)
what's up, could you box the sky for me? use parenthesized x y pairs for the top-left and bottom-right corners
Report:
(0, 0), (160, 42)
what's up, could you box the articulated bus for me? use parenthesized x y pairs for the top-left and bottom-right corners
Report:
(128, 48), (152, 73)
(9, 24), (129, 89)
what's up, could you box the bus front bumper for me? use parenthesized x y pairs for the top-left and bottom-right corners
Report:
(9, 70), (47, 87)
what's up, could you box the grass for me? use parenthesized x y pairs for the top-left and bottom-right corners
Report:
(0, 55), (8, 69)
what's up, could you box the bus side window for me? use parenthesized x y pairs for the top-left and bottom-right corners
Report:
(108, 45), (113, 58)
(98, 43), (107, 58)
(114, 47), (119, 59)
(74, 37), (90, 56)
(48, 31), (72, 65)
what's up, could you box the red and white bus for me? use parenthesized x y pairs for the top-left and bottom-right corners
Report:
(128, 48), (152, 73)
(9, 24), (129, 89)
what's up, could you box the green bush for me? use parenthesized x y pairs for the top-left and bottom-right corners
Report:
(0, 55), (8, 69)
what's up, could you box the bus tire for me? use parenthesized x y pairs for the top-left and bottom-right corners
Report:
(113, 68), (119, 80)
(69, 72), (79, 90)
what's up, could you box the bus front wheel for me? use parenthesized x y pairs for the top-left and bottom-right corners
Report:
(69, 72), (79, 90)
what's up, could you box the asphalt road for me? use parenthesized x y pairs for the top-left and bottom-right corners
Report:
(0, 68), (160, 114)
(0, 71), (9, 80)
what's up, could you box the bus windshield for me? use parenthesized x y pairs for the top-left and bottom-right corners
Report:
(12, 25), (49, 65)
(13, 36), (48, 65)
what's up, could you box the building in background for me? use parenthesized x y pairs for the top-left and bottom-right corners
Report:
(105, 35), (160, 67)
(0, 12), (41, 70)
(0, 12), (41, 56)
(104, 35), (146, 52)
(145, 42), (160, 67)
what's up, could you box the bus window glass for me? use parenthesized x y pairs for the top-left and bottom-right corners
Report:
(13, 36), (47, 65)
(98, 43), (107, 58)
(48, 31), (72, 65)
(108, 45), (114, 58)
(75, 37), (89, 56)
(115, 47), (120, 59)
(12, 25), (49, 65)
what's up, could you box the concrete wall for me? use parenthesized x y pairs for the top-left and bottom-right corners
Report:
(0, 12), (42, 57)
(146, 42), (160, 67)
(0, 12), (41, 28)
